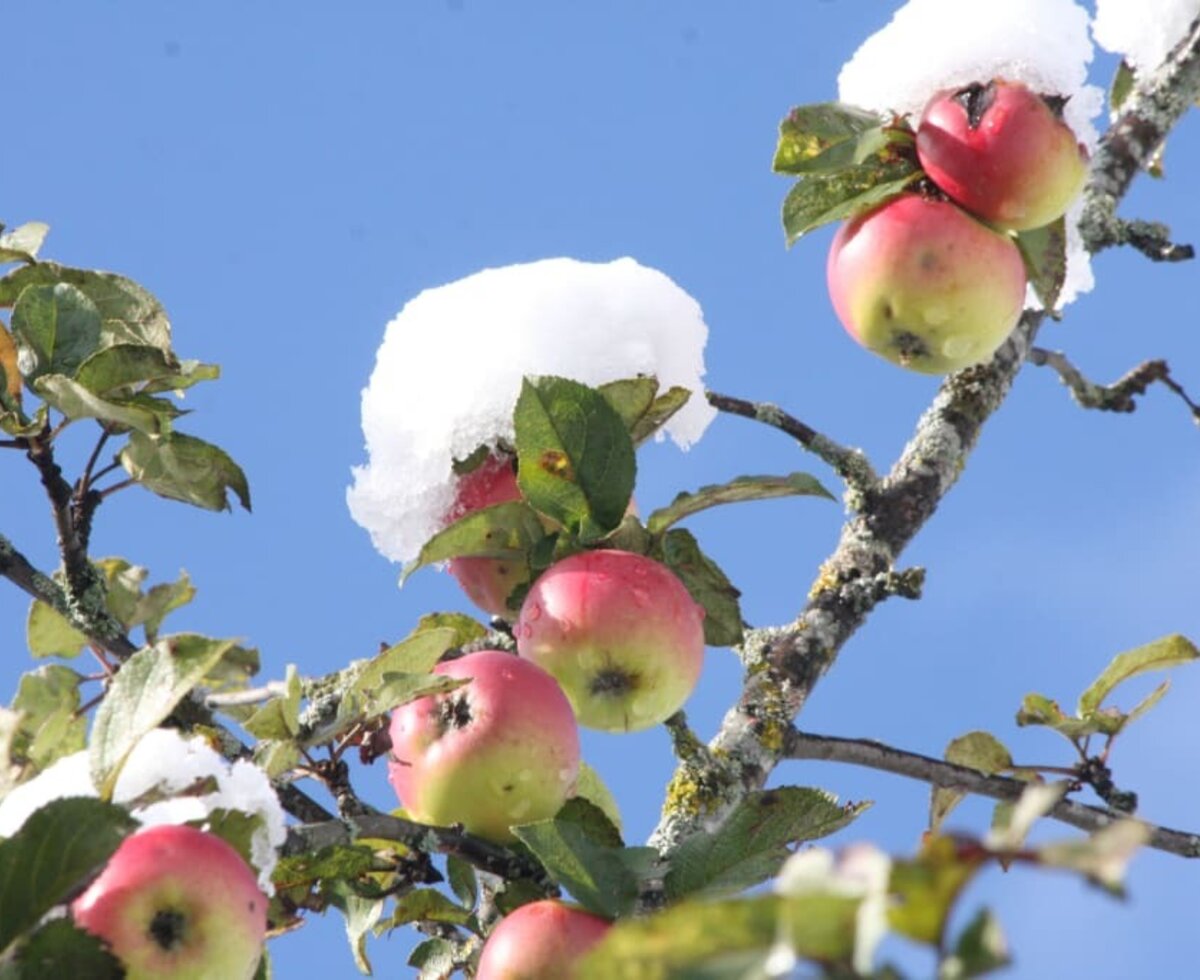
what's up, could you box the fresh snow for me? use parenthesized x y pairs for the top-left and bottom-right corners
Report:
(837, 0), (1104, 308)
(347, 257), (715, 566)
(0, 728), (285, 892)
(1093, 0), (1200, 75)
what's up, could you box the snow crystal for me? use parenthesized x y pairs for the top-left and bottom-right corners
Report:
(837, 0), (1104, 309)
(347, 257), (716, 565)
(1094, 0), (1200, 75)
(0, 729), (285, 893)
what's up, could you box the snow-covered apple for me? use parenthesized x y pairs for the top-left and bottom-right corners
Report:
(916, 79), (1089, 232)
(515, 549), (705, 732)
(444, 453), (529, 617)
(476, 899), (612, 980)
(71, 823), (267, 980)
(388, 650), (580, 841)
(826, 193), (1026, 374)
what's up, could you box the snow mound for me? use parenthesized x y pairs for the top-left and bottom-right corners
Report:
(1093, 0), (1200, 75)
(348, 257), (715, 565)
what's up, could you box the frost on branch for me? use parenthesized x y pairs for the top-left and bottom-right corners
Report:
(837, 0), (1104, 307)
(347, 257), (715, 566)
(1094, 0), (1200, 75)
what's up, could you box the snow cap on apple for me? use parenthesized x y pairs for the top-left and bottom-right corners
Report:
(388, 650), (580, 841)
(476, 899), (612, 980)
(347, 257), (715, 568)
(515, 549), (706, 732)
(72, 823), (268, 980)
(837, 0), (1103, 307)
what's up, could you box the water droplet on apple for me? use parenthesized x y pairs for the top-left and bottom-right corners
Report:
(923, 304), (950, 326)
(507, 798), (532, 820)
(941, 335), (976, 359)
(525, 603), (543, 622)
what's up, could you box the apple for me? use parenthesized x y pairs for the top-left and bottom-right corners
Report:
(445, 453), (530, 617)
(477, 900), (612, 980)
(71, 823), (267, 980)
(515, 549), (705, 732)
(826, 193), (1026, 374)
(916, 79), (1089, 232)
(388, 650), (580, 841)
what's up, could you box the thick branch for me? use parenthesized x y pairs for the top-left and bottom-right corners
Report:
(1029, 348), (1200, 424)
(283, 812), (557, 889)
(785, 730), (1200, 859)
(649, 26), (1200, 855)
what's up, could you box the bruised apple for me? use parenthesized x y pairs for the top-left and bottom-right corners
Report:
(917, 79), (1089, 232)
(826, 193), (1026, 374)
(71, 823), (267, 980)
(477, 900), (612, 980)
(445, 453), (529, 617)
(388, 650), (580, 841)
(515, 549), (705, 732)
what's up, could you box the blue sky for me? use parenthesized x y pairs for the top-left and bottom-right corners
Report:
(3, 2), (1199, 977)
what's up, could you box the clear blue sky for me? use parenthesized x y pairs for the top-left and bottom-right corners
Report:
(3, 2), (1198, 977)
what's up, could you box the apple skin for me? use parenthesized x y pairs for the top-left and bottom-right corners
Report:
(388, 650), (580, 841)
(515, 549), (705, 732)
(477, 900), (612, 980)
(445, 454), (530, 618)
(917, 79), (1089, 232)
(826, 193), (1026, 374)
(70, 823), (267, 980)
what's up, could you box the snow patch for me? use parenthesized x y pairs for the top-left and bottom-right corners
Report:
(1093, 0), (1200, 75)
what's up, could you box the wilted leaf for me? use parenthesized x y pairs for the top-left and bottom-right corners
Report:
(647, 472), (834, 534)
(1078, 634), (1198, 717)
(119, 431), (251, 512)
(629, 386), (693, 446)
(514, 376), (636, 541)
(0, 223), (50, 265)
(329, 884), (384, 975)
(666, 788), (867, 900)
(1038, 820), (1149, 896)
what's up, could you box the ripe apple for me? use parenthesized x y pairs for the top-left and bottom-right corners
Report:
(388, 650), (580, 841)
(445, 453), (530, 617)
(515, 549), (706, 732)
(826, 193), (1026, 374)
(916, 79), (1089, 232)
(71, 823), (267, 980)
(477, 900), (612, 980)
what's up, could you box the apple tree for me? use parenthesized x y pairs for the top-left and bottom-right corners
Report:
(2, 1), (1200, 977)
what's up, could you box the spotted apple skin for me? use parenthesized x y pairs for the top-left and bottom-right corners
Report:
(917, 79), (1089, 232)
(515, 549), (706, 732)
(826, 193), (1026, 375)
(71, 824), (267, 980)
(388, 650), (580, 841)
(477, 900), (612, 980)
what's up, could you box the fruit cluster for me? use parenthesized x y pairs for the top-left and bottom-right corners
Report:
(826, 79), (1089, 374)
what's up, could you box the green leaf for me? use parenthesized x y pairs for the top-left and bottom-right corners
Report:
(939, 907), (1011, 980)
(383, 889), (476, 931)
(1078, 634), (1198, 717)
(0, 263), (171, 351)
(73, 344), (181, 395)
(597, 377), (660, 430)
(89, 634), (237, 797)
(446, 855), (478, 911)
(10, 666), (87, 772)
(34, 374), (172, 434)
(1016, 217), (1067, 313)
(329, 884), (384, 975)
(888, 836), (988, 947)
(404, 501), (545, 581)
(574, 762), (623, 835)
(25, 601), (87, 659)
(408, 937), (460, 979)
(655, 528), (744, 647)
(414, 612), (487, 648)
(135, 570), (197, 644)
(629, 386), (693, 446)
(931, 732), (1013, 833)
(647, 472), (834, 534)
(774, 102), (889, 175)
(141, 360), (220, 395)
(119, 431), (251, 512)
(514, 376), (636, 541)
(666, 787), (867, 900)
(782, 156), (921, 244)
(1015, 693), (1093, 739)
(7, 919), (124, 979)
(1110, 61), (1136, 113)
(0, 797), (137, 954)
(0, 223), (50, 266)
(242, 665), (303, 740)
(513, 800), (640, 918)
(10, 284), (103, 383)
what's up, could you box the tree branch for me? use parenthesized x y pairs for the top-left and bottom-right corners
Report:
(785, 730), (1200, 859)
(648, 25), (1200, 856)
(1029, 348), (1200, 424)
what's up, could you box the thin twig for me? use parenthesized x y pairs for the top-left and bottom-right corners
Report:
(1028, 349), (1200, 424)
(785, 730), (1200, 859)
